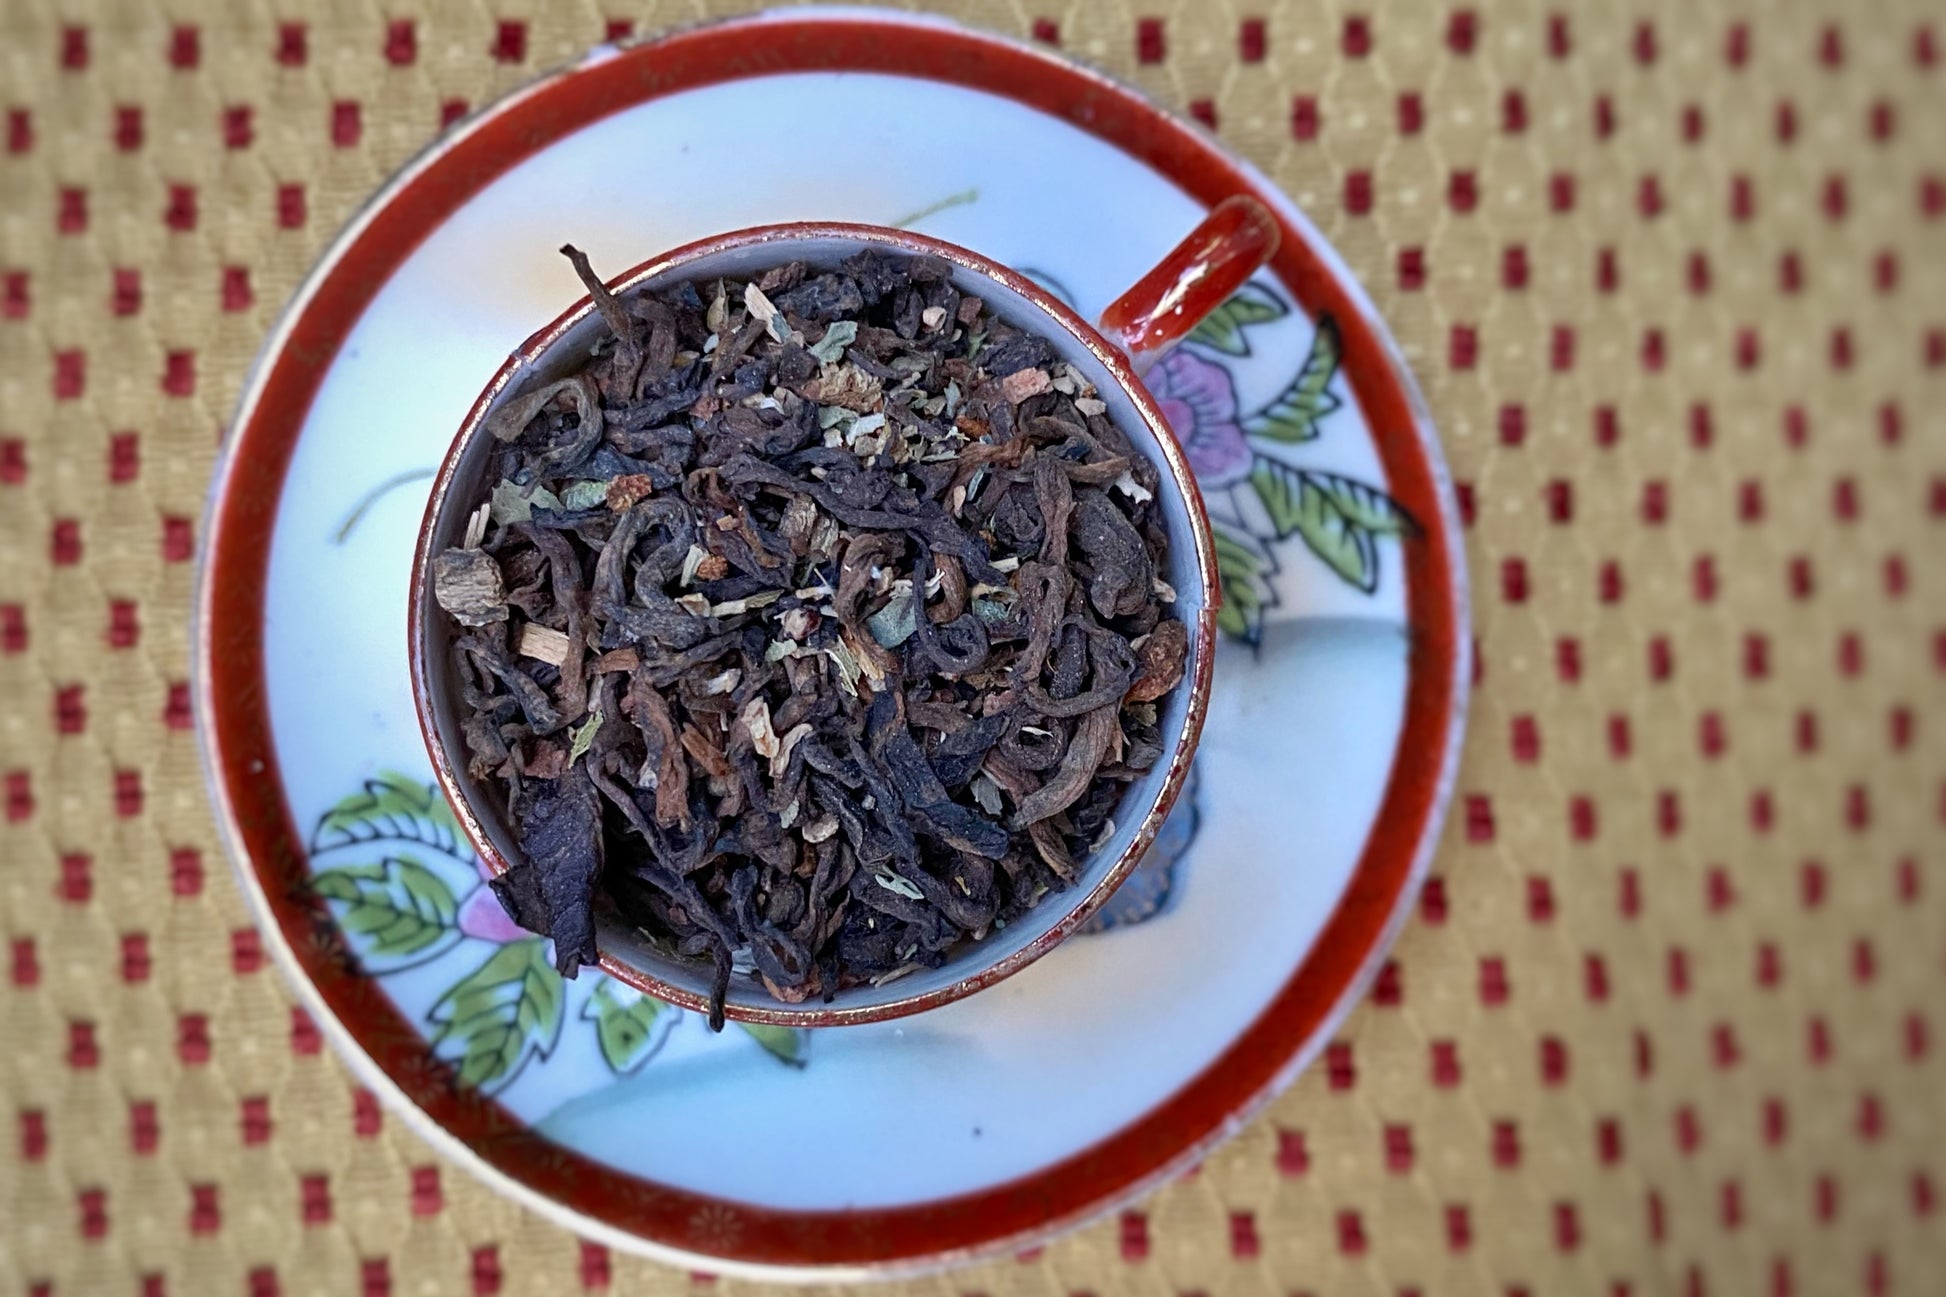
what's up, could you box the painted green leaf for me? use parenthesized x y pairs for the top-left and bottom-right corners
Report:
(1185, 282), (1288, 356)
(429, 937), (564, 1090)
(738, 1022), (808, 1069)
(1211, 526), (1272, 644)
(312, 772), (464, 857)
(1250, 461), (1384, 593)
(313, 856), (461, 959)
(583, 980), (668, 1074)
(1305, 470), (1414, 536)
(1243, 315), (1342, 443)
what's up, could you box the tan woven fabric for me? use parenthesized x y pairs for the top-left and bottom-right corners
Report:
(4, 2), (1943, 1293)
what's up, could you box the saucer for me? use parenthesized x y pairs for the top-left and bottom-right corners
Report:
(195, 7), (1468, 1280)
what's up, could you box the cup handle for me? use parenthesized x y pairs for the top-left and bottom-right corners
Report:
(1097, 196), (1282, 376)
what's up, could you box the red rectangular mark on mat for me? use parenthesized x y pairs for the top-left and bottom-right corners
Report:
(241, 1096), (272, 1144)
(1240, 19), (1265, 62)
(300, 1174), (331, 1224)
(169, 25), (199, 68)
(492, 21), (527, 63)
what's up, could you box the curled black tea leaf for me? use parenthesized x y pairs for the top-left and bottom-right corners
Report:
(513, 766), (603, 976)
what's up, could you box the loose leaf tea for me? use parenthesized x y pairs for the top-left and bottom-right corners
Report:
(434, 245), (1189, 1027)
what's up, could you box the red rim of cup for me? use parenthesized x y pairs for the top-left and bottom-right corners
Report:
(194, 10), (1468, 1277)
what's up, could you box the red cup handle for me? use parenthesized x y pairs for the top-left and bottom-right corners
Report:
(1097, 196), (1282, 374)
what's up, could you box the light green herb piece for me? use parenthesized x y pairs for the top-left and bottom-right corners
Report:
(568, 705), (603, 763)
(808, 320), (858, 364)
(867, 586), (918, 647)
(489, 479), (563, 525)
(559, 480), (609, 511)
(873, 871), (926, 901)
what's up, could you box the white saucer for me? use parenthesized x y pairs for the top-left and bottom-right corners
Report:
(195, 8), (1467, 1279)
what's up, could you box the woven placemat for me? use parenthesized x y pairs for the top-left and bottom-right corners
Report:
(3, 2), (1943, 1293)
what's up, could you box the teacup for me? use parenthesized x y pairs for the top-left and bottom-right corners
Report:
(409, 199), (1278, 1025)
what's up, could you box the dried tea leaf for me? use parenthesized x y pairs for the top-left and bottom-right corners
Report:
(432, 548), (507, 626)
(1071, 490), (1153, 617)
(524, 742), (569, 780)
(591, 647), (640, 675)
(1012, 706), (1118, 826)
(485, 375), (591, 444)
(1125, 619), (1189, 703)
(514, 767), (602, 975)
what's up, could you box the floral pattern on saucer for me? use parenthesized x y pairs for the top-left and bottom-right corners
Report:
(1165, 287), (1414, 644)
(310, 772), (802, 1093)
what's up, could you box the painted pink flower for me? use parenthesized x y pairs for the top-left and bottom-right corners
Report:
(1147, 348), (1252, 488)
(457, 858), (527, 943)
